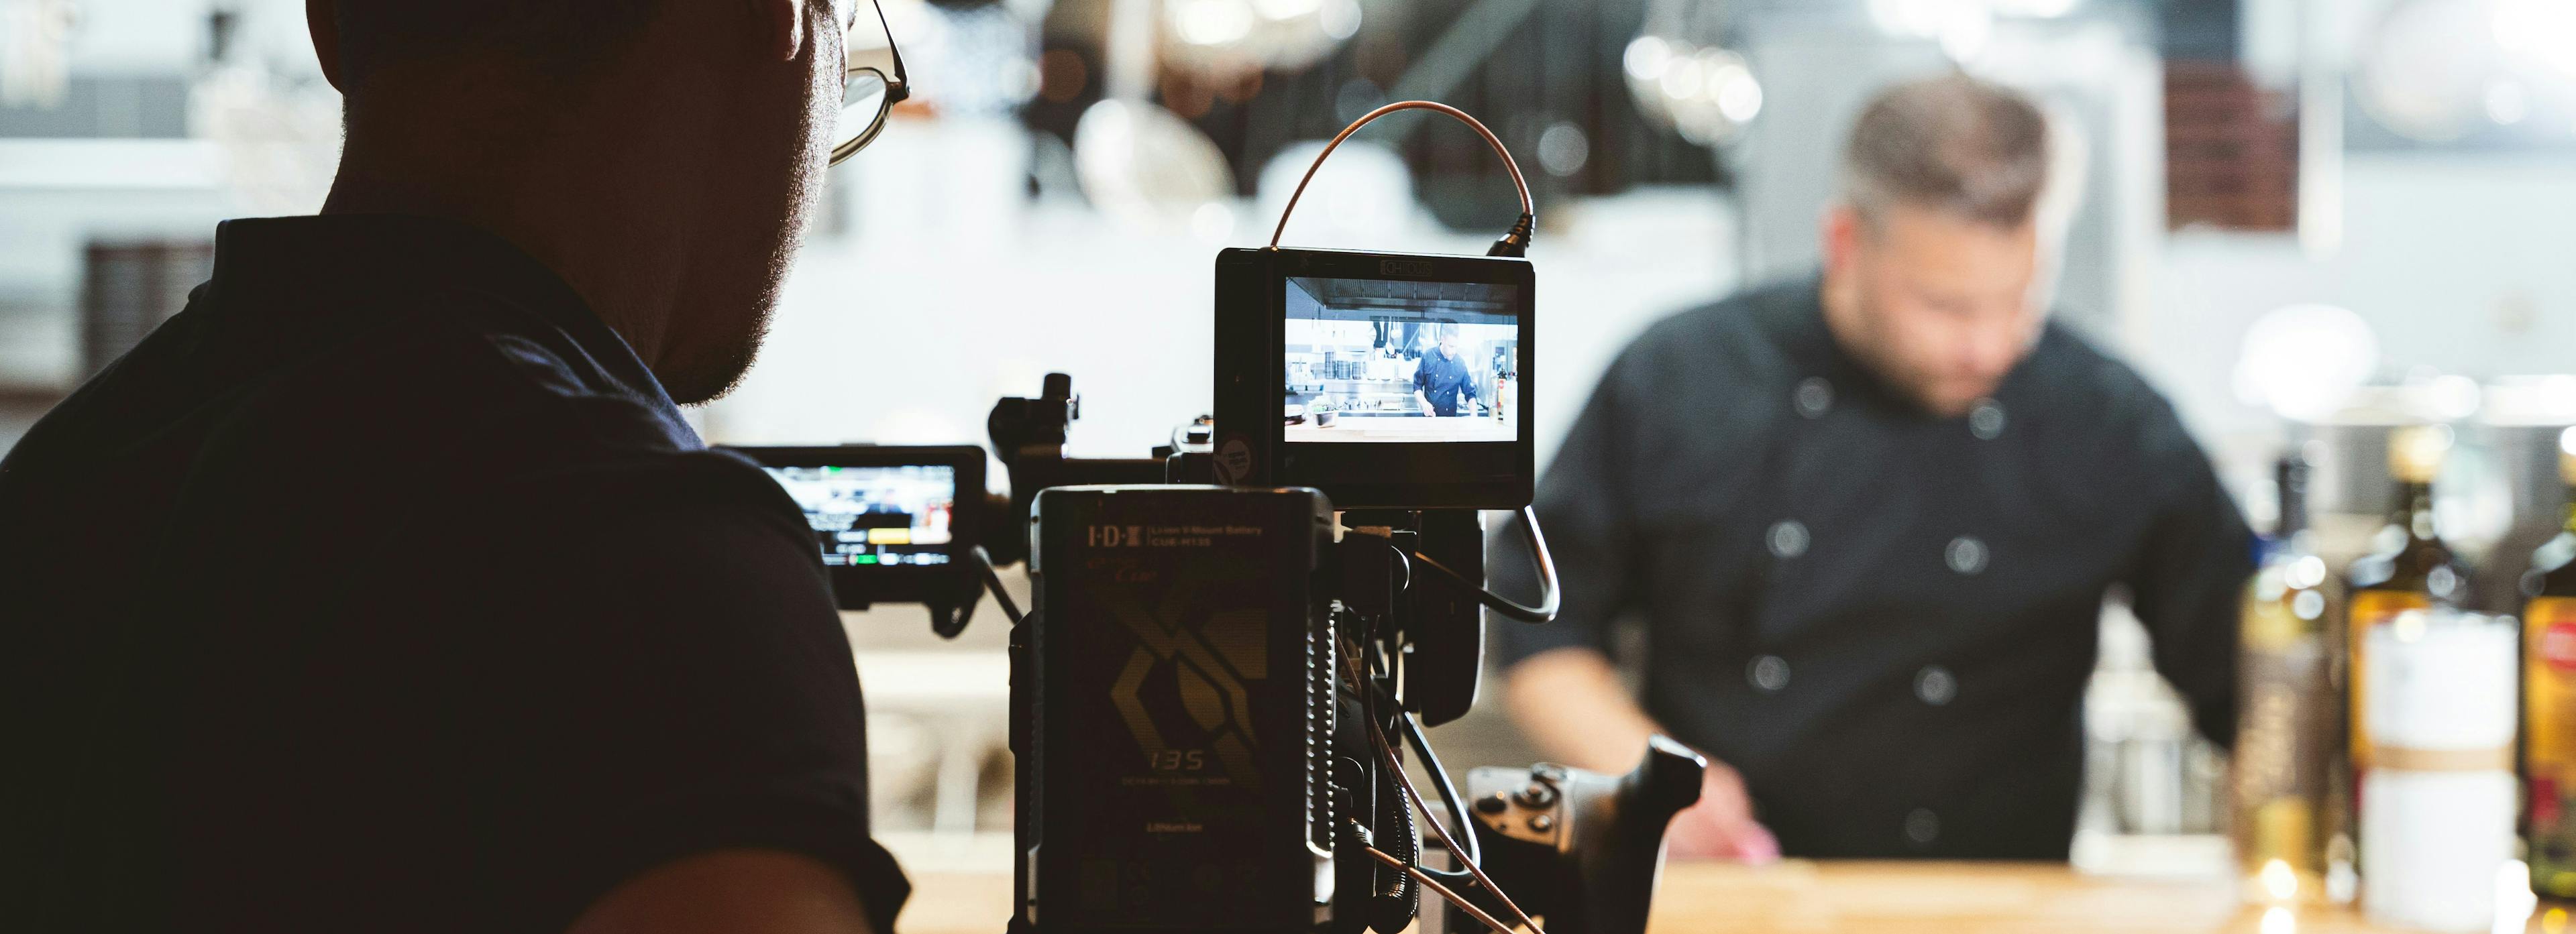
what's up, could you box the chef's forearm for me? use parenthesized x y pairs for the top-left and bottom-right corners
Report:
(1503, 647), (1665, 774)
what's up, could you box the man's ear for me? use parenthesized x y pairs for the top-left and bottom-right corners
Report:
(1819, 202), (1862, 277)
(306, 0), (345, 92)
(757, 0), (810, 62)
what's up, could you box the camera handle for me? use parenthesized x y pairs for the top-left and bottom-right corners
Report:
(1421, 738), (1708, 934)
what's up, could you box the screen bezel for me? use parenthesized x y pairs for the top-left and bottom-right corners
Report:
(721, 444), (987, 610)
(1264, 249), (1534, 510)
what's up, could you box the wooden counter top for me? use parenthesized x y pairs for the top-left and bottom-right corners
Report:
(894, 860), (2561, 934)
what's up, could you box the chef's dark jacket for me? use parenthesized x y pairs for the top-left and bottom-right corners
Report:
(1493, 277), (2251, 860)
(1415, 348), (1479, 416)
(0, 215), (908, 931)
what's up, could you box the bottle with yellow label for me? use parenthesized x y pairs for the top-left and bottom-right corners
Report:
(2347, 424), (2472, 776)
(2525, 426), (2576, 900)
(2235, 453), (2337, 906)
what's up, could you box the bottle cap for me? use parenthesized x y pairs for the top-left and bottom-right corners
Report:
(2387, 424), (2453, 485)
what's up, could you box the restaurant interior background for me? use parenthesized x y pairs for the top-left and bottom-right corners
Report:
(5, 0), (2575, 898)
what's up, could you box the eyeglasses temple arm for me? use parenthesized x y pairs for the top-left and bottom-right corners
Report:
(869, 0), (910, 95)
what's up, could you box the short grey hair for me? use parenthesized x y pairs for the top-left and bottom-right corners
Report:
(1840, 73), (2052, 229)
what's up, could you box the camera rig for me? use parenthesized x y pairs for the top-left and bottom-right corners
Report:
(978, 371), (1701, 934)
(937, 103), (1704, 934)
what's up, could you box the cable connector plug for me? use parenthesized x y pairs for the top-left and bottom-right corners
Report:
(1486, 212), (1534, 257)
(1341, 818), (1377, 851)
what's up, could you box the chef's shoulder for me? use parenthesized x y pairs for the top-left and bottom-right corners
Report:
(1568, 281), (1802, 502)
(2019, 320), (2207, 492)
(1599, 279), (1809, 418)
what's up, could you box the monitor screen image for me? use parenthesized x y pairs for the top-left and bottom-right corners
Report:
(1281, 276), (1520, 445)
(758, 464), (957, 568)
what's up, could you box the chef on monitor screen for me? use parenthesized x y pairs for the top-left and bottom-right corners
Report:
(1414, 327), (1481, 417)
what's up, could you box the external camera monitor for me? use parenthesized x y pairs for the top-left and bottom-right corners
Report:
(1215, 247), (1534, 510)
(722, 445), (985, 611)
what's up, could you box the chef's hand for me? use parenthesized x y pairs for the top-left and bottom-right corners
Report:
(1418, 400), (1438, 416)
(1664, 760), (1779, 863)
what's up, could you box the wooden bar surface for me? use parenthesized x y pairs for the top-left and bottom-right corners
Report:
(896, 861), (2565, 934)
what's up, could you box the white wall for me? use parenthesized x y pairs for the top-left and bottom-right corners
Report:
(2139, 150), (2576, 471)
(56, 0), (316, 76)
(0, 141), (237, 386)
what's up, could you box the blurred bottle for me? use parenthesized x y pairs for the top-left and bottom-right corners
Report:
(2235, 453), (2338, 906)
(2348, 424), (2474, 774)
(2525, 428), (2576, 900)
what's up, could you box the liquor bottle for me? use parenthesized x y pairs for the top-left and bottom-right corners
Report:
(2526, 428), (2576, 900)
(2235, 453), (2337, 905)
(2347, 424), (2471, 775)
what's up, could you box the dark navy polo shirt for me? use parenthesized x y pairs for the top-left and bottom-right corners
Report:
(0, 215), (909, 931)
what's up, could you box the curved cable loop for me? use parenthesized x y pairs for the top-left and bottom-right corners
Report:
(1269, 101), (1535, 251)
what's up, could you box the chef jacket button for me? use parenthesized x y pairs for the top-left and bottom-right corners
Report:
(1945, 536), (1988, 575)
(1794, 377), (1833, 418)
(1915, 666), (1956, 706)
(1970, 400), (2006, 440)
(1748, 655), (1790, 693)
(1766, 520), (1809, 559)
(1905, 808), (1941, 846)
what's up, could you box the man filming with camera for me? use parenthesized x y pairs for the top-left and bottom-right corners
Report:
(3, 1), (912, 930)
(1493, 74), (2252, 862)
